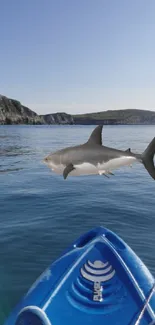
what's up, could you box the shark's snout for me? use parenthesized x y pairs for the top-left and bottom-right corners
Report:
(43, 154), (54, 166)
(43, 153), (60, 169)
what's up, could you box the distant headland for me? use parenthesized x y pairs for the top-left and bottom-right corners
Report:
(1, 94), (155, 125)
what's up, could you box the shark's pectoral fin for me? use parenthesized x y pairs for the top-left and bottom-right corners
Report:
(63, 163), (75, 179)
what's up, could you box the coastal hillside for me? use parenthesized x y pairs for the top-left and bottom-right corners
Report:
(1, 94), (155, 125)
(73, 109), (155, 125)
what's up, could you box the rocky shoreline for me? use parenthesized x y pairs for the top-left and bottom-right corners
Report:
(1, 94), (155, 125)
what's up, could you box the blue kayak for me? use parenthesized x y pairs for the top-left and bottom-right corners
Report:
(4, 227), (155, 325)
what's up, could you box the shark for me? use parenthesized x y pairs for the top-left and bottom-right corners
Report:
(44, 125), (155, 180)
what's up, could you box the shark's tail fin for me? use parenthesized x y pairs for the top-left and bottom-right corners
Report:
(142, 137), (155, 180)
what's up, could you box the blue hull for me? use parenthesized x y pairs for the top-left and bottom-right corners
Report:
(4, 227), (155, 325)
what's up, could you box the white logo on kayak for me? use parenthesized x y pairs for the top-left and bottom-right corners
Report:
(81, 260), (115, 302)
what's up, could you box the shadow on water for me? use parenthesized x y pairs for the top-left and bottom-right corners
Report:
(0, 146), (34, 157)
(0, 136), (8, 139)
(0, 168), (24, 173)
(0, 145), (33, 174)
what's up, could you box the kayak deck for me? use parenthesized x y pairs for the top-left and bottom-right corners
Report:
(4, 227), (155, 325)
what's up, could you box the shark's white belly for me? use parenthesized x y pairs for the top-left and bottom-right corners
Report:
(52, 163), (98, 176)
(97, 156), (137, 173)
(49, 156), (137, 177)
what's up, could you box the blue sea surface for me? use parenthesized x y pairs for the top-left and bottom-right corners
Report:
(0, 125), (155, 324)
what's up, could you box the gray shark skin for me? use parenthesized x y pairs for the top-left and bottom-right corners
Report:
(44, 125), (155, 180)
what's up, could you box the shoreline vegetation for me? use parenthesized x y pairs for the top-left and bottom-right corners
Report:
(1, 94), (155, 125)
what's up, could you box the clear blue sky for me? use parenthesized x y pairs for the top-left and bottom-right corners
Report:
(0, 0), (155, 114)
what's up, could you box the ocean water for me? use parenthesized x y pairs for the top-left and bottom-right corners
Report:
(0, 124), (155, 324)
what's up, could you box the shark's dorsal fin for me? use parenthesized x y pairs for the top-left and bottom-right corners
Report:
(87, 125), (103, 145)
(125, 148), (131, 153)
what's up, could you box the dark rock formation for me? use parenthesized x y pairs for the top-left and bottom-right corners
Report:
(0, 95), (44, 125)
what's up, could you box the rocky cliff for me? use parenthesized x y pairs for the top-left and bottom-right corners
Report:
(41, 112), (74, 124)
(0, 95), (44, 125)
